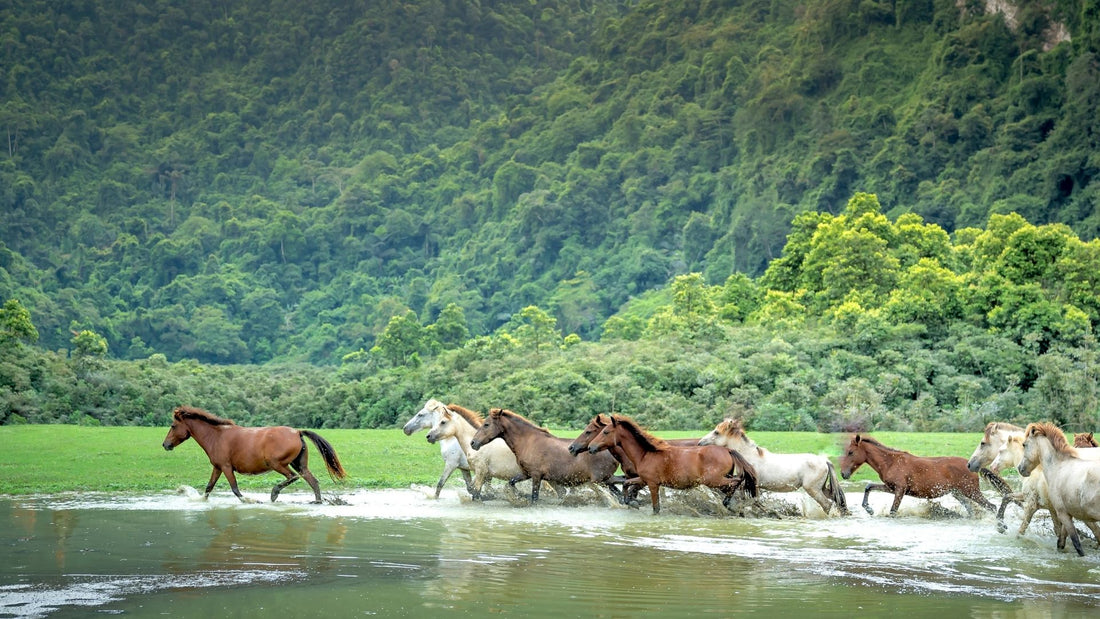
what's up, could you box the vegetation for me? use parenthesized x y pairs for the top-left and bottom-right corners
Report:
(0, 425), (982, 495)
(2, 2), (1100, 434)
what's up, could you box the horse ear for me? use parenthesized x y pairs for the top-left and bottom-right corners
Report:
(854, 434), (862, 444)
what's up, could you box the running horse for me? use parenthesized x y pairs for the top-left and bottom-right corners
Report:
(1019, 422), (1100, 556)
(587, 414), (758, 514)
(162, 405), (346, 503)
(699, 418), (848, 516)
(469, 408), (619, 503)
(840, 434), (995, 517)
(568, 414), (703, 504)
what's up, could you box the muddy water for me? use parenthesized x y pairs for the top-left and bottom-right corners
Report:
(2, 486), (1099, 618)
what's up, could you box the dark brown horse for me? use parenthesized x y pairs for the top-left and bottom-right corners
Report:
(1074, 432), (1099, 448)
(469, 408), (619, 503)
(839, 434), (995, 517)
(587, 415), (757, 514)
(568, 414), (702, 504)
(162, 405), (346, 503)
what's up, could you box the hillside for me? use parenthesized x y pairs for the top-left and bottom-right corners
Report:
(2, 0), (1099, 364)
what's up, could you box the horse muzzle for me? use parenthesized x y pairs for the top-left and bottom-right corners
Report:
(568, 445), (582, 456)
(965, 458), (982, 473)
(426, 434), (438, 444)
(162, 442), (174, 451)
(840, 469), (851, 480)
(470, 439), (483, 451)
(1017, 463), (1033, 477)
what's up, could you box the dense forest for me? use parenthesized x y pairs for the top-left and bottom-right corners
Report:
(2, 1), (1100, 431)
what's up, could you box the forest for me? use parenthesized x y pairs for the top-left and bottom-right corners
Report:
(1, 1), (1099, 431)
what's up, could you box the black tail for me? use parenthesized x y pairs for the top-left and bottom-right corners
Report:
(727, 450), (758, 498)
(301, 430), (347, 481)
(824, 461), (850, 515)
(980, 468), (1012, 497)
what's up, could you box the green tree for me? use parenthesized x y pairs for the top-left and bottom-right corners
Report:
(511, 305), (561, 355)
(371, 310), (428, 367)
(0, 299), (38, 347)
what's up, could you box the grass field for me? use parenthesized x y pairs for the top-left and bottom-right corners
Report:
(0, 425), (996, 495)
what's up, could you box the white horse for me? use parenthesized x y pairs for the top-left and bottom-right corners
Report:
(1018, 422), (1100, 556)
(967, 421), (1100, 540)
(403, 399), (476, 498)
(698, 418), (848, 516)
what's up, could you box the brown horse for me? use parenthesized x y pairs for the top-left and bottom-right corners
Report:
(470, 408), (619, 503)
(839, 434), (995, 517)
(568, 414), (702, 505)
(162, 405), (346, 503)
(587, 415), (757, 514)
(1074, 432), (1099, 448)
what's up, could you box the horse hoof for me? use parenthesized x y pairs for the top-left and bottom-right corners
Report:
(996, 522), (1007, 534)
(863, 507), (874, 516)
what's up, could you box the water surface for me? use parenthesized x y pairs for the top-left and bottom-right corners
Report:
(2, 487), (1098, 617)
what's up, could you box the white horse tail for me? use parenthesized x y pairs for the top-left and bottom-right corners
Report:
(824, 461), (849, 515)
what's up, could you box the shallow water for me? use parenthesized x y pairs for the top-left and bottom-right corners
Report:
(2, 486), (1099, 617)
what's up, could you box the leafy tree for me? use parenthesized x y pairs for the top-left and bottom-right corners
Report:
(510, 305), (561, 355)
(371, 310), (429, 367)
(0, 299), (38, 347)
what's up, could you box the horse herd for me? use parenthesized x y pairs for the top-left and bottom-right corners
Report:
(161, 402), (1100, 556)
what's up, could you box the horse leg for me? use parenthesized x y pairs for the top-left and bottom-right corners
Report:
(888, 488), (906, 516)
(805, 484), (833, 516)
(1082, 520), (1100, 547)
(298, 467), (323, 503)
(862, 483), (888, 515)
(222, 469), (251, 503)
(460, 468), (478, 500)
(1017, 493), (1041, 536)
(203, 467), (223, 500)
(270, 463), (301, 503)
(530, 476), (543, 504)
(648, 482), (661, 514)
(435, 459), (460, 499)
(1059, 513), (1085, 556)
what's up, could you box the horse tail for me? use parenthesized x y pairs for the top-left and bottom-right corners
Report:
(825, 461), (849, 515)
(300, 430), (348, 481)
(727, 450), (758, 498)
(979, 468), (1012, 497)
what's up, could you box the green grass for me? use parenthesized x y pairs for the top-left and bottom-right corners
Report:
(0, 426), (992, 495)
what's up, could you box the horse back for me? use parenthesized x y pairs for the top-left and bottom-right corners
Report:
(897, 453), (980, 497)
(223, 425), (302, 474)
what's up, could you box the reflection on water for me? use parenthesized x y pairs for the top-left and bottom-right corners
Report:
(1, 487), (1099, 617)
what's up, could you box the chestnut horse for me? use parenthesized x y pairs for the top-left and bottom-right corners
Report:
(162, 405), (346, 503)
(1019, 422), (1100, 556)
(1075, 432), (1099, 448)
(470, 408), (619, 503)
(587, 415), (758, 514)
(568, 414), (702, 504)
(840, 434), (995, 517)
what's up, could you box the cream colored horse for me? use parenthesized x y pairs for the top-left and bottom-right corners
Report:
(699, 418), (848, 516)
(968, 421), (1100, 541)
(1018, 423), (1100, 556)
(422, 400), (533, 499)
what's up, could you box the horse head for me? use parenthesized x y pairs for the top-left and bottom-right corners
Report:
(839, 434), (866, 480)
(1074, 432), (1098, 448)
(587, 416), (619, 454)
(569, 414), (611, 456)
(967, 422), (1023, 473)
(403, 399), (446, 436)
(1019, 422), (1072, 477)
(470, 408), (506, 451)
(426, 409), (456, 444)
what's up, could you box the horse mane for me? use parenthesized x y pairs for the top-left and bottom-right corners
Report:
(1074, 432), (1098, 448)
(173, 405), (236, 426)
(612, 415), (669, 452)
(717, 417), (763, 456)
(983, 421), (1024, 439)
(1025, 422), (1077, 456)
(853, 435), (903, 453)
(489, 408), (553, 437)
(445, 403), (484, 427)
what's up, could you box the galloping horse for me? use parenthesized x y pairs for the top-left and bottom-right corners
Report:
(470, 408), (619, 503)
(699, 418), (848, 516)
(424, 402), (537, 499)
(587, 415), (757, 515)
(1074, 432), (1099, 448)
(162, 405), (346, 503)
(403, 399), (524, 499)
(1019, 422), (1100, 556)
(568, 414), (702, 504)
(840, 434), (995, 517)
(967, 422), (1100, 540)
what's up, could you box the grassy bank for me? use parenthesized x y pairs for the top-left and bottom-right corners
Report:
(0, 426), (991, 495)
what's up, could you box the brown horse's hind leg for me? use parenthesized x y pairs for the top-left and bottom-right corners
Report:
(270, 463), (300, 503)
(289, 444), (323, 503)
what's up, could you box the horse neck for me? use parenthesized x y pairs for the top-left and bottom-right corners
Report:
(859, 441), (899, 475)
(448, 414), (478, 451)
(183, 418), (223, 455)
(1034, 435), (1072, 472)
(493, 414), (540, 454)
(610, 425), (650, 465)
(728, 433), (765, 464)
